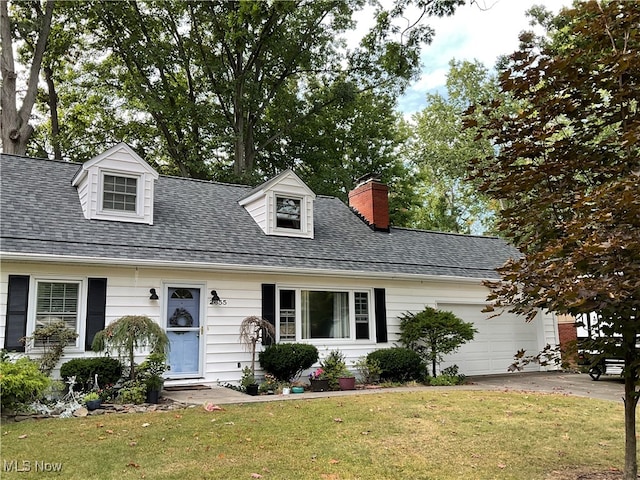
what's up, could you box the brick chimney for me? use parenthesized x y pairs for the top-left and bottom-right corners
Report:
(348, 174), (390, 232)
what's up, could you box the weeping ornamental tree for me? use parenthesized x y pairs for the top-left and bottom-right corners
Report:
(398, 307), (476, 377)
(468, 2), (640, 478)
(92, 315), (169, 381)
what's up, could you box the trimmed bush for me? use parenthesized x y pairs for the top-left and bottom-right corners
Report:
(60, 357), (123, 390)
(259, 343), (319, 382)
(0, 357), (51, 411)
(367, 347), (425, 382)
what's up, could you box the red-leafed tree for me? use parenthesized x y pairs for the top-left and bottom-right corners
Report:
(468, 2), (640, 478)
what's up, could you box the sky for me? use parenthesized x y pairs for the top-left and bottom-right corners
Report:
(394, 0), (572, 117)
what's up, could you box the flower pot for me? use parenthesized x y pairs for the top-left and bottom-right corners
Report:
(282, 387), (291, 395)
(291, 386), (305, 394)
(309, 379), (329, 392)
(246, 383), (259, 396)
(338, 376), (356, 391)
(85, 399), (102, 411)
(146, 389), (161, 404)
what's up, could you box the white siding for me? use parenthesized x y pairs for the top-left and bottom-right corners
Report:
(0, 261), (558, 384)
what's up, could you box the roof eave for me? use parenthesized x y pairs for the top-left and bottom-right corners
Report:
(0, 251), (494, 284)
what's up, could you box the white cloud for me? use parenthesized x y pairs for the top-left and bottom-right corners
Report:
(398, 0), (572, 115)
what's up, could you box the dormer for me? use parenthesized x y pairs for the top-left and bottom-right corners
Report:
(72, 143), (158, 225)
(239, 169), (316, 239)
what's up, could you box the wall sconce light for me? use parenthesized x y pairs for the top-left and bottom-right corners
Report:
(210, 290), (221, 305)
(149, 288), (159, 300)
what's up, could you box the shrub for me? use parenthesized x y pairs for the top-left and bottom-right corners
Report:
(398, 307), (476, 377)
(354, 356), (382, 384)
(429, 365), (466, 386)
(259, 343), (318, 382)
(22, 321), (79, 375)
(367, 347), (425, 382)
(92, 315), (169, 380)
(117, 380), (147, 404)
(60, 357), (123, 390)
(320, 350), (350, 390)
(0, 357), (51, 411)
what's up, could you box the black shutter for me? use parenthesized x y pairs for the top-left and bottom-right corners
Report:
(261, 284), (276, 346)
(374, 288), (388, 343)
(4, 275), (30, 351)
(85, 278), (107, 351)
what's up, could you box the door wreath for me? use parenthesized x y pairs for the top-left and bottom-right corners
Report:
(169, 307), (194, 327)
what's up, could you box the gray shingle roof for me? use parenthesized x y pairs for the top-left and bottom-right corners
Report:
(0, 154), (518, 279)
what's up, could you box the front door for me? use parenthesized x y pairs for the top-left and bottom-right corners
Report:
(166, 287), (201, 378)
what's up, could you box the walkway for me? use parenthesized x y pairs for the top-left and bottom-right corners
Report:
(162, 371), (625, 406)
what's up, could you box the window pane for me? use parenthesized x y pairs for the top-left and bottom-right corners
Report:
(35, 282), (79, 346)
(279, 290), (296, 341)
(276, 197), (301, 230)
(301, 291), (349, 339)
(355, 292), (370, 340)
(103, 175), (137, 212)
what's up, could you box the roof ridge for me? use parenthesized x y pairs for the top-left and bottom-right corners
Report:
(390, 225), (502, 240)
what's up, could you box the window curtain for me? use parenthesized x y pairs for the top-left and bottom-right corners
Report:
(332, 292), (349, 338)
(301, 291), (310, 339)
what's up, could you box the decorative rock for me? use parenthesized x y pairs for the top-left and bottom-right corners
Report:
(73, 407), (88, 417)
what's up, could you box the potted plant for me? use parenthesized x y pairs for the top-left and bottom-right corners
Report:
(240, 366), (258, 396)
(308, 368), (329, 392)
(138, 352), (169, 404)
(319, 349), (350, 390)
(239, 316), (275, 395)
(83, 391), (102, 411)
(338, 369), (356, 390)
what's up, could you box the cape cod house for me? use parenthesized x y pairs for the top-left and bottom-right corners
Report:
(0, 144), (559, 385)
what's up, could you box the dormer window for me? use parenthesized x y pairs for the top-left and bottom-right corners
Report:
(72, 143), (158, 225)
(102, 174), (138, 212)
(276, 197), (301, 230)
(239, 169), (316, 239)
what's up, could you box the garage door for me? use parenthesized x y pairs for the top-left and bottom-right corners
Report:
(437, 303), (540, 376)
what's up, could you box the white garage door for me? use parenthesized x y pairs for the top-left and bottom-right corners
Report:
(437, 303), (541, 376)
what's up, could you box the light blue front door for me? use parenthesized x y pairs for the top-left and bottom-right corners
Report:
(166, 287), (201, 377)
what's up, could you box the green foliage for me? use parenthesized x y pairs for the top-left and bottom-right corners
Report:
(83, 391), (100, 402)
(408, 59), (507, 234)
(240, 366), (256, 392)
(259, 343), (319, 382)
(320, 350), (351, 390)
(366, 348), (425, 382)
(429, 365), (465, 386)
(117, 380), (147, 404)
(23, 321), (78, 375)
(60, 357), (123, 390)
(353, 356), (382, 384)
(92, 315), (169, 380)
(138, 352), (169, 391)
(398, 307), (476, 377)
(0, 357), (51, 411)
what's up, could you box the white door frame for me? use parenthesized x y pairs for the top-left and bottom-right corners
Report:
(163, 282), (205, 379)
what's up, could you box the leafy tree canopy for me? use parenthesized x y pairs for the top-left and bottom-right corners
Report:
(468, 1), (639, 477)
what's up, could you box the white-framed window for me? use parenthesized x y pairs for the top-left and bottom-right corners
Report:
(275, 196), (302, 231)
(277, 287), (373, 342)
(33, 280), (82, 348)
(102, 173), (138, 212)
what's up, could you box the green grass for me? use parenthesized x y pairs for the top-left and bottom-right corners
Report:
(0, 391), (627, 479)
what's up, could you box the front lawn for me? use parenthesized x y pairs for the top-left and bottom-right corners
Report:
(0, 391), (625, 479)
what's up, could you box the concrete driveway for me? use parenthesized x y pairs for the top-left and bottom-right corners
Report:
(162, 371), (625, 406)
(463, 371), (625, 402)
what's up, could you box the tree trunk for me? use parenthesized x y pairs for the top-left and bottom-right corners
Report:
(623, 330), (639, 480)
(0, 0), (54, 155)
(44, 65), (62, 160)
